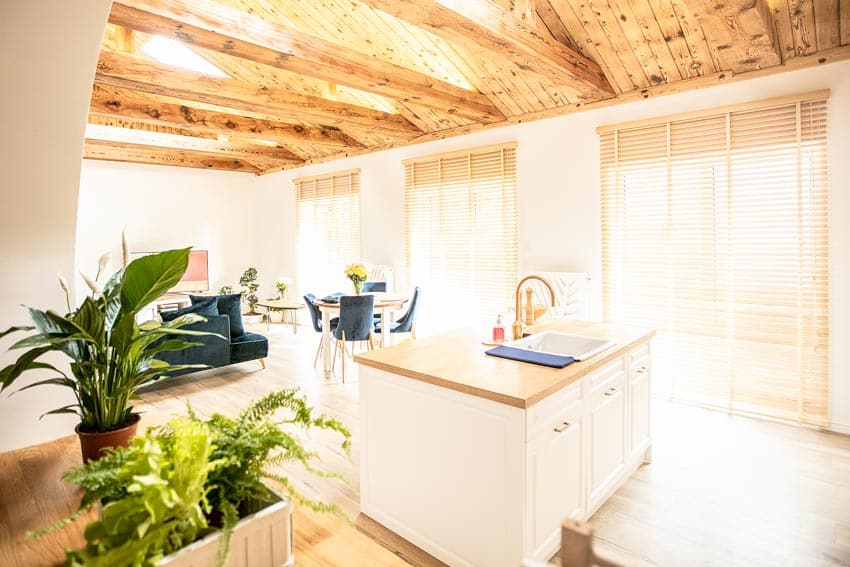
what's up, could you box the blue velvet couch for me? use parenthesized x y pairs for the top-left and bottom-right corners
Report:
(155, 294), (269, 379)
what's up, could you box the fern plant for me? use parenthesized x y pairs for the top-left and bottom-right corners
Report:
(32, 388), (352, 566)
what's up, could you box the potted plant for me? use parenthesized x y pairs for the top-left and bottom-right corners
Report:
(344, 263), (368, 295)
(239, 268), (263, 324)
(0, 243), (217, 461)
(219, 285), (233, 295)
(33, 389), (351, 567)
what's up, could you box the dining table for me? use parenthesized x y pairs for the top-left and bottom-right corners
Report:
(312, 293), (408, 376)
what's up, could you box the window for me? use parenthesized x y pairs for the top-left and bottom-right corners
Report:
(404, 143), (518, 330)
(600, 93), (829, 426)
(295, 169), (362, 294)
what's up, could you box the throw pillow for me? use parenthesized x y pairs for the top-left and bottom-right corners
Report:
(160, 297), (218, 322)
(215, 293), (245, 338)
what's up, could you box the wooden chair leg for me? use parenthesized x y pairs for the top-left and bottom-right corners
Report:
(411, 324), (417, 340)
(258, 358), (266, 370)
(313, 337), (323, 369)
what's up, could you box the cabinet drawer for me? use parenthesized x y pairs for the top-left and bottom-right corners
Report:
(628, 343), (650, 366)
(532, 399), (583, 445)
(589, 357), (625, 392)
(591, 372), (625, 409)
(527, 380), (581, 436)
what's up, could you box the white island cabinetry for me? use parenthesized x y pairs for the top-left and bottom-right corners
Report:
(356, 321), (653, 567)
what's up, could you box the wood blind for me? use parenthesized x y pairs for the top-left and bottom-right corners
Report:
(404, 143), (518, 330)
(600, 93), (829, 426)
(294, 169), (362, 294)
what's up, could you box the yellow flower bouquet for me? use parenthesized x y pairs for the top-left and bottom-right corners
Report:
(344, 263), (368, 295)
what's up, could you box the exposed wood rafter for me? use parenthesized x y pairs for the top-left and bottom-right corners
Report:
(89, 84), (364, 150)
(84, 140), (263, 173)
(95, 51), (423, 139)
(108, 0), (504, 123)
(357, 0), (614, 99)
(679, 0), (782, 71)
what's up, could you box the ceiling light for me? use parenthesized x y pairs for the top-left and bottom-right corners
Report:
(141, 36), (229, 78)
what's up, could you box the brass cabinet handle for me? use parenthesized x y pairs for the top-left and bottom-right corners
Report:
(604, 387), (618, 396)
(636, 366), (648, 374)
(553, 421), (571, 433)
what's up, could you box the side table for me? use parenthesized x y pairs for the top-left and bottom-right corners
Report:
(257, 300), (304, 333)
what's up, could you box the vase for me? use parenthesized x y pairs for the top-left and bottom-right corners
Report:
(76, 414), (141, 463)
(353, 281), (362, 295)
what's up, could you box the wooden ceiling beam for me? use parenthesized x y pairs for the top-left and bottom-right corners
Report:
(85, 123), (304, 164)
(108, 0), (503, 123)
(84, 140), (262, 173)
(357, 0), (614, 99)
(89, 84), (364, 150)
(95, 51), (422, 139)
(679, 0), (782, 72)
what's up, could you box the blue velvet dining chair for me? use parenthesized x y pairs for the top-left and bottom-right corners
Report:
(304, 293), (338, 368)
(375, 286), (421, 342)
(332, 294), (375, 382)
(362, 281), (387, 293)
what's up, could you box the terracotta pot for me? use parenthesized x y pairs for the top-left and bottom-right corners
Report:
(76, 414), (141, 463)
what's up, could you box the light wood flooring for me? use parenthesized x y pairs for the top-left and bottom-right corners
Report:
(3, 322), (850, 565)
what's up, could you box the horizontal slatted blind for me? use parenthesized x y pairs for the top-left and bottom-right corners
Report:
(600, 94), (829, 426)
(404, 143), (518, 330)
(295, 169), (362, 294)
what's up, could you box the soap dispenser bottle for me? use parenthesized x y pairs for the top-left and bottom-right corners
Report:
(493, 314), (505, 343)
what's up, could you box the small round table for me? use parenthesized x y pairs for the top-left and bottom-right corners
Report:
(256, 300), (304, 333)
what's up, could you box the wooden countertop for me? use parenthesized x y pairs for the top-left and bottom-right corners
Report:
(354, 320), (654, 409)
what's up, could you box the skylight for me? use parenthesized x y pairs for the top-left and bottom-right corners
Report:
(141, 36), (229, 78)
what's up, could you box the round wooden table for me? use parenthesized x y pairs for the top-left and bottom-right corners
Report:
(313, 294), (408, 376)
(257, 300), (305, 333)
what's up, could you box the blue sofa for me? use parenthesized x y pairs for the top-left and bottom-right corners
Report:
(155, 294), (269, 378)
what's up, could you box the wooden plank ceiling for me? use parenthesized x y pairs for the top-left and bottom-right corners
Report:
(85, 0), (850, 174)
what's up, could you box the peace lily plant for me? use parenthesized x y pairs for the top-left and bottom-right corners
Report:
(0, 239), (218, 460)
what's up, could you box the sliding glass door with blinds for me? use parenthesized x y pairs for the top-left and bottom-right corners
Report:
(294, 169), (362, 294)
(600, 93), (829, 426)
(404, 143), (518, 331)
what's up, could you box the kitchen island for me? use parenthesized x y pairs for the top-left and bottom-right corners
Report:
(354, 320), (654, 567)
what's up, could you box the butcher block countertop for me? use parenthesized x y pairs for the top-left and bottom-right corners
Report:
(354, 320), (654, 409)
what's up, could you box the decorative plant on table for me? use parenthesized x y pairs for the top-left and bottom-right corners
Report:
(274, 276), (292, 302)
(344, 263), (368, 295)
(239, 267), (260, 315)
(32, 389), (352, 567)
(0, 240), (219, 461)
(218, 284), (233, 295)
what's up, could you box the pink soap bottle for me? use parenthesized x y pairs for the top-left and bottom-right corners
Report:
(493, 314), (505, 343)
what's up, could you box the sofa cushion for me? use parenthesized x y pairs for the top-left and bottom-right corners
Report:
(215, 293), (245, 338)
(160, 297), (218, 322)
(230, 332), (269, 364)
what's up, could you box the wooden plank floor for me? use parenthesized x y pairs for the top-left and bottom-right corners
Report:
(2, 321), (850, 565)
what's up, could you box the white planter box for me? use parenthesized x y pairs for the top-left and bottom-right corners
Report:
(159, 492), (293, 567)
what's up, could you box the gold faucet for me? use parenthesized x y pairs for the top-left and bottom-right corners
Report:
(512, 275), (556, 340)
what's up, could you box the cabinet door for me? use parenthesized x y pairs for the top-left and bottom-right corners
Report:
(589, 379), (625, 510)
(629, 361), (651, 462)
(529, 405), (583, 554)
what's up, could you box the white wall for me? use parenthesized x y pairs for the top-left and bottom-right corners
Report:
(77, 161), (264, 297)
(256, 60), (850, 433)
(0, 1), (113, 452)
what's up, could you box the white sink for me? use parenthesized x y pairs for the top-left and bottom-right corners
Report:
(507, 331), (616, 361)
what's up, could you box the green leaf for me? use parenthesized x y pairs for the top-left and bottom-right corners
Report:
(0, 346), (51, 391)
(0, 325), (34, 340)
(17, 376), (77, 392)
(70, 297), (105, 342)
(9, 332), (93, 350)
(41, 404), (80, 419)
(120, 248), (191, 315)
